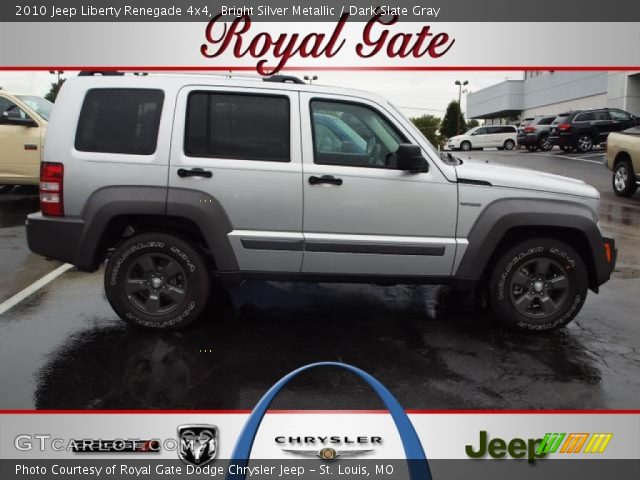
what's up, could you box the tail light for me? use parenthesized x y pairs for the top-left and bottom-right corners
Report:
(558, 123), (572, 132)
(604, 241), (613, 264)
(40, 162), (64, 216)
(524, 126), (536, 133)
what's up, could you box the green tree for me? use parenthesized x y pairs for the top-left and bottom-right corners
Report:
(410, 114), (441, 146)
(467, 119), (480, 129)
(45, 79), (65, 103)
(440, 100), (467, 139)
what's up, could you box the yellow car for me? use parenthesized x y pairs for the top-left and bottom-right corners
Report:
(0, 91), (51, 193)
(605, 127), (640, 197)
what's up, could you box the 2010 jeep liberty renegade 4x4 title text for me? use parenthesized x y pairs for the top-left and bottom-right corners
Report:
(26, 74), (616, 332)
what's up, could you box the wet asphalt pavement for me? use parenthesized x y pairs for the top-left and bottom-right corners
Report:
(0, 150), (639, 410)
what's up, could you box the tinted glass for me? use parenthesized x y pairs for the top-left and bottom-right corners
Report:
(185, 92), (289, 162)
(538, 116), (556, 125)
(311, 100), (406, 168)
(610, 110), (632, 121)
(501, 126), (516, 133)
(552, 115), (570, 125)
(76, 89), (164, 155)
(574, 112), (595, 122)
(474, 127), (488, 135)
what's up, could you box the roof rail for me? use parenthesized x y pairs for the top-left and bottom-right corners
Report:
(263, 75), (306, 84)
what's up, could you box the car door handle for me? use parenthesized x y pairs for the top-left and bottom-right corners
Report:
(308, 175), (343, 186)
(177, 168), (212, 178)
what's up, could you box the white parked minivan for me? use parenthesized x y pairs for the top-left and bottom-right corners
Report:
(447, 125), (518, 151)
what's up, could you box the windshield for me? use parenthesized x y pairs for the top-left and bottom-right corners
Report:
(464, 126), (479, 135)
(16, 95), (53, 121)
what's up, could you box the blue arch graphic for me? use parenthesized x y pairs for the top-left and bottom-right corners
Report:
(228, 362), (432, 480)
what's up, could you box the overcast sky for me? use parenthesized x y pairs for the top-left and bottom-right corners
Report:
(0, 70), (523, 118)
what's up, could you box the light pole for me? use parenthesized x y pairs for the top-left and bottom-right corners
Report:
(304, 75), (318, 84)
(455, 80), (468, 135)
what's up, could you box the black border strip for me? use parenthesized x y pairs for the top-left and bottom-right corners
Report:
(305, 242), (445, 256)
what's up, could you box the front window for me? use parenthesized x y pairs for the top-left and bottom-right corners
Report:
(310, 100), (407, 168)
(16, 95), (53, 121)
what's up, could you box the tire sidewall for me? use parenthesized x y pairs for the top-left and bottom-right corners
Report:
(490, 239), (587, 332)
(105, 233), (210, 330)
(504, 139), (515, 150)
(612, 161), (637, 197)
(461, 141), (471, 151)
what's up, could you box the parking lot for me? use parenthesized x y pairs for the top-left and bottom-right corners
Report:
(1, 148), (639, 411)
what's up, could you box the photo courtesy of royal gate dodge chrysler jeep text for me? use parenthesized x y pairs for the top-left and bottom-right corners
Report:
(26, 73), (616, 332)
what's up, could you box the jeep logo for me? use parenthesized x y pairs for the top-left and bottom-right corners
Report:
(465, 431), (546, 464)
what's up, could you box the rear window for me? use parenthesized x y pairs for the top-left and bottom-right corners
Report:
(538, 116), (556, 125)
(75, 89), (164, 155)
(574, 112), (596, 122)
(552, 115), (570, 125)
(185, 92), (290, 162)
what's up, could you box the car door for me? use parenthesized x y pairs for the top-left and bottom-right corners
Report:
(609, 109), (635, 133)
(0, 95), (43, 184)
(470, 126), (489, 147)
(169, 85), (303, 273)
(593, 110), (613, 142)
(299, 93), (458, 276)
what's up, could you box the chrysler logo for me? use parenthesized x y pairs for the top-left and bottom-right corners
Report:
(177, 425), (218, 466)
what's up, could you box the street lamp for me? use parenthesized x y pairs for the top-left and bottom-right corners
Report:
(304, 75), (318, 84)
(455, 80), (469, 135)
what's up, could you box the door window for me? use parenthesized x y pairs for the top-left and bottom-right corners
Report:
(310, 100), (406, 168)
(185, 92), (290, 162)
(0, 97), (29, 120)
(610, 110), (631, 121)
(472, 127), (488, 135)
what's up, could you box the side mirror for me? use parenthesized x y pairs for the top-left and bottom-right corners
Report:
(0, 110), (37, 127)
(396, 144), (428, 173)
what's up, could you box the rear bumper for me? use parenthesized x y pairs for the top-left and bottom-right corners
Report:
(517, 133), (539, 146)
(26, 212), (90, 269)
(549, 133), (574, 146)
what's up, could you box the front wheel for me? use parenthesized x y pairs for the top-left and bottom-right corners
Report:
(489, 238), (588, 332)
(460, 141), (471, 151)
(104, 232), (211, 330)
(612, 160), (638, 197)
(503, 139), (515, 150)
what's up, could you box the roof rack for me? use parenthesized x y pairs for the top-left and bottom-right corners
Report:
(262, 75), (306, 84)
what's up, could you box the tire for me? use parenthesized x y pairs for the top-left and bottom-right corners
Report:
(104, 232), (211, 330)
(560, 145), (574, 152)
(612, 160), (638, 197)
(526, 145), (538, 152)
(488, 238), (588, 332)
(538, 135), (553, 151)
(0, 185), (14, 194)
(503, 139), (515, 151)
(460, 141), (471, 152)
(574, 133), (594, 153)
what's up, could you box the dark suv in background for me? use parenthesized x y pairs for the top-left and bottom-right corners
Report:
(549, 108), (639, 153)
(517, 115), (556, 152)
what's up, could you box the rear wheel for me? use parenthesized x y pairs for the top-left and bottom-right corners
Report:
(489, 238), (587, 332)
(538, 135), (553, 151)
(575, 133), (594, 153)
(0, 185), (14, 194)
(104, 232), (211, 330)
(460, 141), (471, 151)
(612, 160), (638, 197)
(503, 139), (516, 151)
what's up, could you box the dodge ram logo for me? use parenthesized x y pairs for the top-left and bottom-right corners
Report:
(178, 425), (218, 466)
